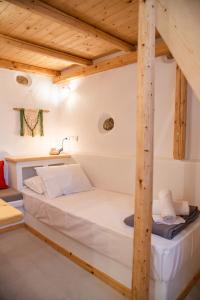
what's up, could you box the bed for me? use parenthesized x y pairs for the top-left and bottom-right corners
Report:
(23, 187), (200, 300)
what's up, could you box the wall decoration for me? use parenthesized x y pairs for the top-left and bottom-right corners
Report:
(20, 109), (44, 137)
(98, 113), (115, 134)
(103, 117), (114, 131)
(16, 75), (32, 86)
(13, 108), (49, 137)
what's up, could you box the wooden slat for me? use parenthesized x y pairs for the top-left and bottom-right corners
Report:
(0, 41), (71, 71)
(0, 33), (92, 66)
(0, 58), (60, 76)
(5, 154), (70, 163)
(156, 0), (200, 102)
(25, 224), (131, 298)
(54, 39), (168, 84)
(0, 4), (116, 60)
(173, 65), (187, 160)
(44, 0), (139, 44)
(5, 0), (135, 52)
(0, 223), (25, 235)
(132, 1), (155, 300)
(13, 108), (49, 113)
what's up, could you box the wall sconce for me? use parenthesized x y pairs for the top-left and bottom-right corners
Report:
(49, 136), (78, 155)
(49, 137), (69, 155)
(58, 137), (69, 154)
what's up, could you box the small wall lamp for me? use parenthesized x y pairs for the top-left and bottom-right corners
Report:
(58, 137), (69, 154)
(49, 137), (69, 155)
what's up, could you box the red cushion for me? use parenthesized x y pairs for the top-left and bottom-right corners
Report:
(0, 160), (8, 189)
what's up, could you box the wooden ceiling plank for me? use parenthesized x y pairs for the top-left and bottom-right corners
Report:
(0, 33), (92, 65)
(0, 58), (60, 76)
(1, 2), (117, 60)
(0, 5), (31, 34)
(0, 1), (9, 14)
(44, 0), (138, 44)
(5, 0), (135, 51)
(54, 39), (169, 84)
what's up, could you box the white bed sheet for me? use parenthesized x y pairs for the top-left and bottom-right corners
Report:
(23, 187), (200, 282)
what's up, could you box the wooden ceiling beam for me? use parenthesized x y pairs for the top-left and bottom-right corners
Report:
(0, 58), (60, 77)
(0, 33), (92, 66)
(5, 0), (135, 52)
(54, 39), (169, 84)
(173, 65), (187, 160)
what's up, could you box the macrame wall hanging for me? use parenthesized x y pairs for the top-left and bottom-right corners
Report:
(13, 108), (49, 137)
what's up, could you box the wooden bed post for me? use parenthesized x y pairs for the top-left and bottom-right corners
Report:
(132, 1), (155, 300)
(173, 65), (187, 160)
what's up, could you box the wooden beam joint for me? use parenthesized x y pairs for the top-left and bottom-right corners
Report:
(0, 58), (60, 77)
(53, 39), (168, 84)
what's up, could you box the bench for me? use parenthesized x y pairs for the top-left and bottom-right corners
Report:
(0, 199), (23, 226)
(0, 188), (23, 203)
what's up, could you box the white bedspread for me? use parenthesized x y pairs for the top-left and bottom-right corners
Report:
(23, 188), (200, 282)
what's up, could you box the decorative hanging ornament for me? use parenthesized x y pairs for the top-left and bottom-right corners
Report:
(20, 108), (44, 137)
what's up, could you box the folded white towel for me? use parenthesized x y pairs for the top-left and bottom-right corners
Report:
(159, 189), (176, 223)
(153, 200), (189, 216)
(153, 215), (185, 225)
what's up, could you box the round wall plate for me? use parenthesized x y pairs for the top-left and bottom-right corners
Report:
(98, 113), (115, 134)
(16, 74), (32, 86)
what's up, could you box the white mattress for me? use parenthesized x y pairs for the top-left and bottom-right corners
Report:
(23, 187), (200, 282)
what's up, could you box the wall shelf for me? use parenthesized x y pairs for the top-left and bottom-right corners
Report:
(5, 154), (70, 163)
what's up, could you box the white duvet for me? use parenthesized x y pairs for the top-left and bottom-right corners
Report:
(23, 187), (200, 282)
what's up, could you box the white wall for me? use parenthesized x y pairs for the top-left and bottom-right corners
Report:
(64, 57), (200, 160)
(64, 58), (174, 157)
(1, 59), (200, 206)
(63, 57), (200, 206)
(0, 69), (69, 156)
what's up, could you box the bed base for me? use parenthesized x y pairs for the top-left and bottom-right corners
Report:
(0, 214), (197, 300)
(24, 223), (131, 298)
(1, 224), (200, 300)
(24, 223), (200, 300)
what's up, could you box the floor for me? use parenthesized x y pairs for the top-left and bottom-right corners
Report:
(1, 228), (200, 300)
(0, 228), (126, 300)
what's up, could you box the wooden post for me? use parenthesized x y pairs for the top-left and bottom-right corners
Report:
(132, 1), (155, 300)
(173, 65), (187, 160)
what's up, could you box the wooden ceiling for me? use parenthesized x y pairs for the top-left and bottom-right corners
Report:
(0, 0), (169, 83)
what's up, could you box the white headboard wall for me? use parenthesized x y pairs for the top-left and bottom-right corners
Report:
(3, 152), (199, 208)
(73, 154), (134, 194)
(73, 154), (200, 207)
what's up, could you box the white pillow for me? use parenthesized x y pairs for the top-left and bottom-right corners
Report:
(24, 176), (45, 194)
(35, 164), (92, 199)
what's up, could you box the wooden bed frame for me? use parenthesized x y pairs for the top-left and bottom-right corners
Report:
(0, 223), (200, 300)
